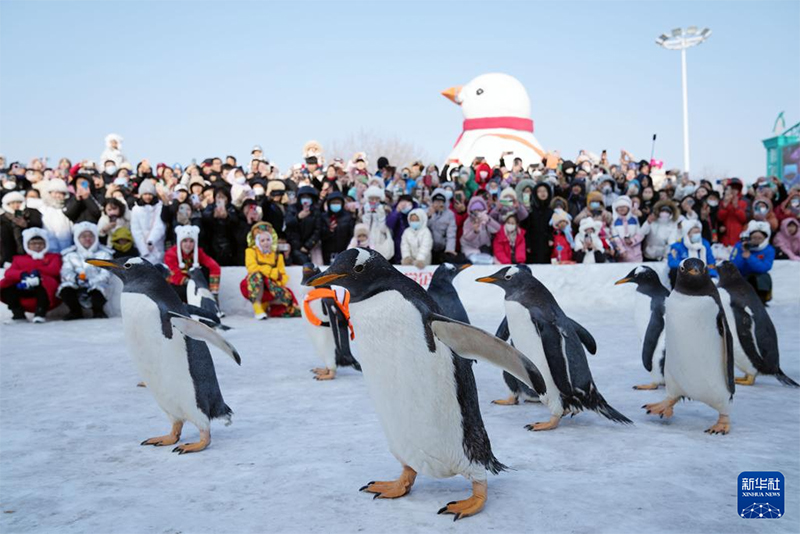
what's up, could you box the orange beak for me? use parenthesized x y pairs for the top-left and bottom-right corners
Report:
(441, 86), (462, 105)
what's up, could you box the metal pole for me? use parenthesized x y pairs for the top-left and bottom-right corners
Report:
(680, 46), (690, 173)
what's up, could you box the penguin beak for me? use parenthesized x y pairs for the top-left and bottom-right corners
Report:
(458, 264), (471, 272)
(475, 276), (497, 284)
(304, 272), (347, 287)
(688, 267), (701, 276)
(441, 86), (462, 105)
(614, 277), (633, 285)
(87, 259), (122, 270)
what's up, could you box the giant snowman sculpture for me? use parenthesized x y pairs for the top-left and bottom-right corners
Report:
(442, 73), (546, 168)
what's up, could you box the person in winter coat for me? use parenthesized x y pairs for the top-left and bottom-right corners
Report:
(1, 191), (44, 266)
(550, 209), (573, 263)
(400, 208), (433, 268)
(493, 212), (526, 264)
(774, 217), (800, 260)
(65, 174), (102, 224)
(610, 195), (644, 263)
(461, 196), (500, 264)
(347, 223), (371, 250)
(386, 194), (418, 263)
(240, 222), (300, 319)
(97, 197), (131, 246)
(774, 188), (800, 222)
(597, 175), (619, 208)
(130, 179), (167, 264)
(100, 133), (128, 168)
(109, 226), (140, 259)
(201, 186), (240, 266)
(164, 225), (221, 303)
(639, 199), (679, 261)
(57, 222), (113, 320)
(572, 218), (609, 264)
(667, 219), (717, 287)
(0, 228), (62, 322)
(426, 188), (457, 264)
(490, 187), (529, 224)
(39, 179), (74, 253)
(284, 185), (323, 265)
(321, 191), (355, 264)
(750, 197), (779, 233)
(567, 179), (587, 220)
(260, 180), (286, 238)
(360, 185), (394, 261)
(519, 182), (553, 264)
(574, 190), (613, 233)
(717, 181), (748, 247)
(729, 220), (775, 304)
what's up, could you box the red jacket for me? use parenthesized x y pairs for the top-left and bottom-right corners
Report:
(452, 206), (469, 253)
(0, 253), (62, 312)
(550, 231), (573, 262)
(717, 196), (748, 247)
(164, 246), (221, 291)
(493, 227), (527, 264)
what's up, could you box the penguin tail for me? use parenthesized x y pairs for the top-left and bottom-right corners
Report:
(775, 370), (800, 388)
(485, 455), (508, 475)
(215, 405), (234, 426)
(585, 386), (633, 424)
(216, 323), (233, 331)
(335, 350), (361, 372)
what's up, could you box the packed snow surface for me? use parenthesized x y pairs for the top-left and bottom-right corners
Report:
(1, 263), (799, 533)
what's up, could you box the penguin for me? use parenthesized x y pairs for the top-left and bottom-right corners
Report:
(615, 266), (670, 390)
(300, 263), (360, 381)
(716, 261), (798, 387)
(477, 265), (631, 430)
(643, 258), (735, 434)
(304, 248), (546, 520)
(426, 262), (471, 324)
(87, 257), (241, 453)
(490, 317), (539, 405)
(186, 267), (230, 330)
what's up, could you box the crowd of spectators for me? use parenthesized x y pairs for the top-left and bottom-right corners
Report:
(2, 135), (798, 320)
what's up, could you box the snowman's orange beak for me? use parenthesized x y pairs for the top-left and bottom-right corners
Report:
(442, 86), (462, 105)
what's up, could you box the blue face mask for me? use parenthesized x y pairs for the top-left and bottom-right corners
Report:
(330, 203), (342, 213)
(409, 221), (422, 230)
(348, 187), (357, 199)
(690, 233), (702, 244)
(444, 190), (453, 201)
(401, 206), (412, 214)
(590, 201), (601, 209)
(300, 197), (313, 207)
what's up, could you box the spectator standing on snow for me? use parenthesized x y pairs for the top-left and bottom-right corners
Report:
(729, 220), (775, 304)
(130, 179), (166, 264)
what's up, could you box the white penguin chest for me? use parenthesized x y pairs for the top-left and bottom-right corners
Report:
(301, 297), (337, 368)
(664, 293), (730, 409)
(349, 291), (470, 478)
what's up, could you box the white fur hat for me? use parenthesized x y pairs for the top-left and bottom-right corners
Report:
(612, 195), (632, 211)
(681, 218), (703, 238)
(175, 225), (200, 269)
(741, 220), (771, 242)
(578, 217), (602, 234)
(2, 191), (25, 211)
(22, 227), (50, 259)
(73, 221), (100, 254)
(364, 186), (385, 201)
(47, 179), (69, 194)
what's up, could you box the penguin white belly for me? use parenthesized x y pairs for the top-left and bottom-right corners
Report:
(120, 293), (208, 427)
(664, 293), (731, 413)
(504, 301), (563, 416)
(349, 291), (472, 479)
(301, 298), (338, 370)
(651, 332), (667, 384)
(186, 279), (200, 308)
(718, 291), (758, 376)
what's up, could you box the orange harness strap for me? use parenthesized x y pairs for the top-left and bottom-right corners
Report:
(303, 288), (355, 340)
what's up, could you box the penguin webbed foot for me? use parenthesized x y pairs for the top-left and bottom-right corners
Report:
(313, 369), (336, 381)
(172, 429), (210, 454)
(491, 395), (519, 406)
(705, 414), (730, 435)
(632, 382), (660, 390)
(524, 415), (561, 431)
(642, 399), (677, 419)
(141, 421), (183, 447)
(734, 374), (756, 386)
(437, 480), (487, 521)
(359, 466), (416, 499)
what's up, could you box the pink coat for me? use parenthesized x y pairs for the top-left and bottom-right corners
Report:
(774, 217), (800, 260)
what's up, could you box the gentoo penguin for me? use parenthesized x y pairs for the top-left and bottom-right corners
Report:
(186, 268), (230, 330)
(426, 263), (470, 323)
(87, 257), (241, 453)
(301, 263), (360, 380)
(477, 265), (631, 430)
(304, 248), (546, 520)
(615, 266), (670, 390)
(490, 317), (539, 405)
(441, 73), (546, 167)
(643, 258), (734, 434)
(717, 261), (798, 387)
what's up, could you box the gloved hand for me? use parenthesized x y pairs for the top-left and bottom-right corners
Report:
(17, 272), (41, 290)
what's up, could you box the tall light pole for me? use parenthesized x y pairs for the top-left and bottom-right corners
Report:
(656, 26), (711, 174)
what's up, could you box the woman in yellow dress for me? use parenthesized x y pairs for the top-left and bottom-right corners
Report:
(239, 222), (300, 319)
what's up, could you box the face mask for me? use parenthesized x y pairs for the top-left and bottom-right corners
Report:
(505, 223), (516, 233)
(522, 193), (531, 204)
(253, 187), (265, 197)
(756, 206), (768, 215)
(602, 186), (611, 194)
(401, 206), (411, 214)
(790, 198), (800, 208)
(479, 171), (488, 179)
(488, 188), (498, 196)
(707, 200), (718, 207)
(235, 176), (246, 185)
(409, 221), (422, 230)
(443, 190), (453, 201)
(589, 201), (601, 210)
(348, 187), (357, 199)
(368, 200), (379, 209)
(659, 212), (671, 221)
(106, 166), (117, 175)
(330, 203), (342, 213)
(690, 233), (702, 244)
(500, 198), (513, 207)
(300, 197), (312, 207)
(459, 174), (469, 184)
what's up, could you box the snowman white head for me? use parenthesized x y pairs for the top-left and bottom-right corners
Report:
(442, 73), (531, 120)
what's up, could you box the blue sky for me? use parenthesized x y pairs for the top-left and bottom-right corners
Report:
(1, 1), (798, 180)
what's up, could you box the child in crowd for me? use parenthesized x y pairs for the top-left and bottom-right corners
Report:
(461, 197), (499, 264)
(57, 222), (113, 320)
(240, 222), (300, 319)
(549, 209), (573, 264)
(774, 217), (800, 260)
(572, 218), (609, 264)
(730, 220), (775, 304)
(0, 228), (62, 322)
(347, 223), (371, 250)
(164, 225), (220, 303)
(610, 195), (643, 262)
(667, 219), (717, 287)
(400, 208), (433, 268)
(493, 212), (527, 264)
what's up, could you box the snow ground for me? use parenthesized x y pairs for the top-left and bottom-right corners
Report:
(1, 297), (799, 533)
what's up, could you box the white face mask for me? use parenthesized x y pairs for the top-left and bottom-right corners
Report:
(505, 223), (517, 233)
(479, 171), (489, 179)
(659, 212), (671, 221)
(105, 166), (117, 175)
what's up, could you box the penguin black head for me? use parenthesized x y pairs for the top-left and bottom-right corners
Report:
(430, 262), (470, 286)
(302, 248), (398, 301)
(87, 256), (163, 288)
(716, 261), (743, 287)
(300, 263), (322, 286)
(674, 258), (713, 294)
(615, 266), (667, 297)
(476, 264), (536, 294)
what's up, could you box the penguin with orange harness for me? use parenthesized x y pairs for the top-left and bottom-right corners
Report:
(301, 263), (360, 380)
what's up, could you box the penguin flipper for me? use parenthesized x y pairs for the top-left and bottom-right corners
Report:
(494, 316), (510, 341)
(717, 310), (735, 397)
(430, 314), (546, 395)
(168, 312), (242, 365)
(186, 304), (221, 325)
(568, 318), (596, 355)
(641, 311), (665, 372)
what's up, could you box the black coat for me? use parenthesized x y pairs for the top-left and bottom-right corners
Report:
(258, 198), (286, 238)
(0, 208), (44, 265)
(64, 194), (102, 224)
(201, 203), (240, 266)
(522, 184), (554, 264)
(321, 209), (355, 263)
(284, 204), (323, 256)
